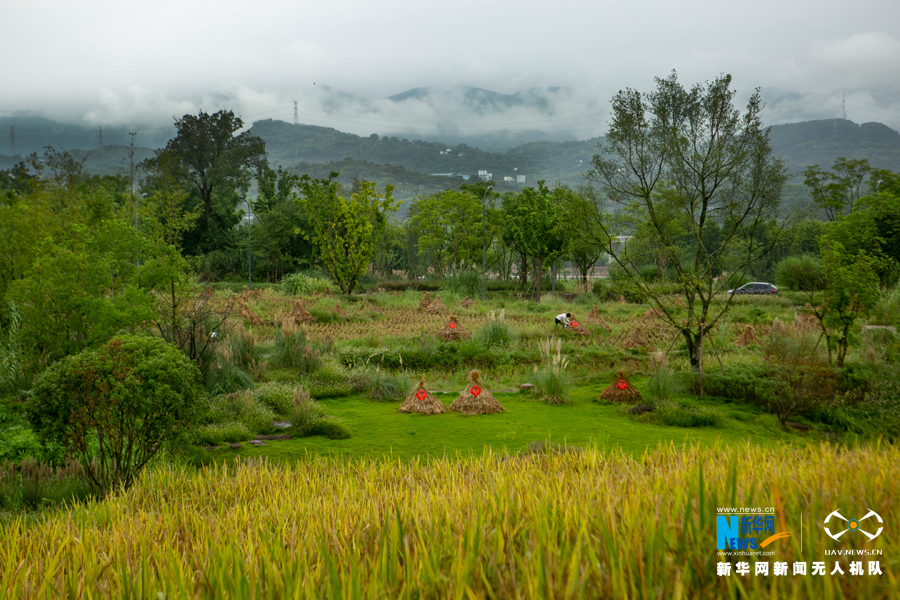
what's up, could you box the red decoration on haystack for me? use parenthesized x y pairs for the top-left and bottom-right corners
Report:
(570, 320), (579, 327)
(416, 389), (427, 401)
(471, 386), (482, 396)
(449, 322), (457, 329)
(598, 370), (643, 403)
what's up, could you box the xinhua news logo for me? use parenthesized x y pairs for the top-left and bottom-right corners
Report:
(717, 509), (791, 551)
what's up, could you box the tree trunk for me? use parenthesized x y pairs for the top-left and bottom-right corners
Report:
(683, 329), (701, 372)
(534, 256), (543, 303)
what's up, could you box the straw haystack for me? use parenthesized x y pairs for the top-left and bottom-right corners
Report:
(397, 377), (446, 415)
(586, 305), (612, 331)
(568, 319), (591, 336)
(289, 300), (315, 325)
(239, 287), (263, 301)
(598, 370), (644, 403)
(641, 307), (663, 320)
(459, 296), (476, 307)
(235, 297), (264, 326)
(735, 324), (760, 347)
(437, 315), (472, 341)
(795, 304), (819, 333)
(619, 325), (651, 349)
(359, 299), (382, 313)
(427, 294), (448, 313)
(449, 370), (505, 415)
(333, 301), (349, 317)
(417, 292), (432, 311)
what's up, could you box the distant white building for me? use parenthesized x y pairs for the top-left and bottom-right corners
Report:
(516, 175), (526, 183)
(503, 176), (514, 182)
(478, 169), (492, 181)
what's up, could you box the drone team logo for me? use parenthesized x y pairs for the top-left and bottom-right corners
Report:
(824, 509), (883, 542)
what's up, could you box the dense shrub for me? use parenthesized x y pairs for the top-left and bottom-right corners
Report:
(475, 312), (514, 350)
(272, 321), (321, 373)
(442, 269), (481, 298)
(531, 337), (572, 404)
(774, 255), (825, 291)
(656, 401), (724, 427)
(290, 391), (351, 439)
(355, 369), (410, 402)
(281, 272), (338, 295)
(253, 382), (300, 416)
(206, 345), (256, 395)
(683, 365), (775, 405)
(28, 334), (204, 491)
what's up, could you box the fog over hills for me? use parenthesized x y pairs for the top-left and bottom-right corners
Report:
(2, 86), (898, 196)
(5, 82), (899, 157)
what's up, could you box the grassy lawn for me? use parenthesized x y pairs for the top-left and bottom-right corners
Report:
(232, 384), (804, 462)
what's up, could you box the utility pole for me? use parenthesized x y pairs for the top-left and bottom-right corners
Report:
(128, 132), (137, 202)
(842, 93), (847, 120)
(481, 185), (493, 301)
(294, 101), (299, 125)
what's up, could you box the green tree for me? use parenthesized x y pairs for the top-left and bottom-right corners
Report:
(558, 186), (606, 286)
(820, 240), (884, 366)
(586, 72), (788, 372)
(803, 158), (871, 221)
(141, 110), (267, 254)
(502, 181), (567, 302)
(409, 189), (483, 278)
(28, 334), (203, 491)
(295, 173), (399, 294)
(8, 222), (156, 372)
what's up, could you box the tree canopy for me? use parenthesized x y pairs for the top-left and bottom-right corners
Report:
(586, 71), (788, 371)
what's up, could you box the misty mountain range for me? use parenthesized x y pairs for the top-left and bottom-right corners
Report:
(2, 85), (899, 211)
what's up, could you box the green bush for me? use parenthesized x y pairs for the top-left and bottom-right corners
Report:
(306, 415), (352, 440)
(272, 322), (321, 373)
(282, 272), (338, 295)
(647, 366), (681, 403)
(442, 269), (481, 298)
(289, 392), (351, 440)
(774, 255), (825, 291)
(191, 421), (253, 445)
(656, 401), (723, 427)
(254, 382), (300, 416)
(355, 369), (409, 402)
(591, 280), (620, 302)
(0, 458), (94, 512)
(475, 315), (514, 350)
(683, 365), (775, 406)
(206, 347), (256, 396)
(28, 334), (204, 492)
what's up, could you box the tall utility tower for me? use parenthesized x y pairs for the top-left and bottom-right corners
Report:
(842, 94), (847, 120)
(9, 126), (14, 156)
(99, 126), (103, 147)
(294, 101), (299, 125)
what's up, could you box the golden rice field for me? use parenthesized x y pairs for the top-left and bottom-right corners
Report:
(2, 442), (897, 599)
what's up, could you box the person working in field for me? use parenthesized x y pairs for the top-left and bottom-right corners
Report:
(555, 312), (574, 329)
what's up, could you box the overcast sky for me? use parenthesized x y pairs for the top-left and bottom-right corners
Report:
(3, 0), (900, 139)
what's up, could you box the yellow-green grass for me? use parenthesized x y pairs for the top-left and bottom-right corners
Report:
(2, 442), (896, 598)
